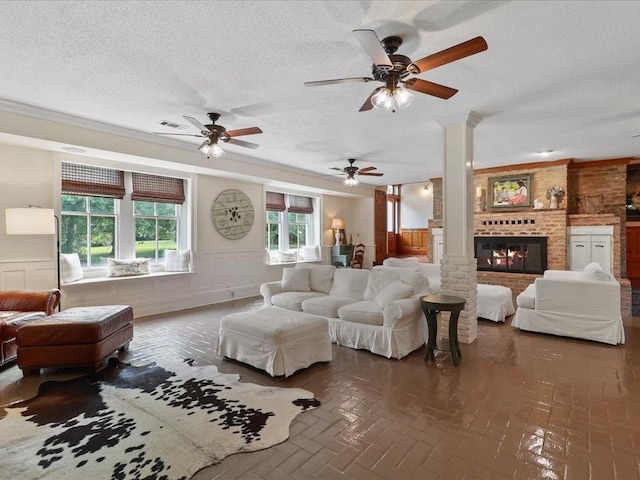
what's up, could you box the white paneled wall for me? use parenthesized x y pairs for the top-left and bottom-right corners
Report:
(62, 249), (281, 318)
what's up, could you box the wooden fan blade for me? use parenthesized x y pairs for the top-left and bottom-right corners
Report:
(353, 29), (393, 70)
(358, 166), (377, 172)
(305, 77), (374, 87)
(183, 115), (212, 134)
(409, 36), (488, 74)
(226, 127), (263, 137)
(225, 137), (260, 149)
(405, 78), (458, 99)
(153, 132), (206, 137)
(358, 172), (384, 177)
(359, 88), (381, 112)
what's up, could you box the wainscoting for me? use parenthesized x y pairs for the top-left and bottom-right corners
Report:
(398, 228), (428, 256)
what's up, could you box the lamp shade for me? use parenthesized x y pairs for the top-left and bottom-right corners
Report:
(5, 208), (55, 235)
(331, 218), (345, 230)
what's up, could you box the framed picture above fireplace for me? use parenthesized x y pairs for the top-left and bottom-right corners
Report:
(488, 174), (532, 209)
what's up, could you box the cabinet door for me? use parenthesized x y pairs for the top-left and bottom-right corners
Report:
(569, 235), (590, 271)
(591, 235), (611, 273)
(433, 235), (444, 264)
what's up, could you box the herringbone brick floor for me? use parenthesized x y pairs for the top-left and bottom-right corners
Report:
(2, 298), (640, 479)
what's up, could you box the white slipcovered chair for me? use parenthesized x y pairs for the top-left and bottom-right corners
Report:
(512, 263), (624, 345)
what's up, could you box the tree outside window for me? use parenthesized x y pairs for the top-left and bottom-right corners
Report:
(134, 201), (178, 261)
(288, 212), (308, 249)
(61, 195), (116, 267)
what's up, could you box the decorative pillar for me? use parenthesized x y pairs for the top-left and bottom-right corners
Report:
(436, 111), (481, 344)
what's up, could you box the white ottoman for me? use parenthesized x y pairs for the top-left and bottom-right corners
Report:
(218, 307), (332, 377)
(477, 284), (515, 322)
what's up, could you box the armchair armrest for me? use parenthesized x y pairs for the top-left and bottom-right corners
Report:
(535, 278), (620, 317)
(260, 281), (283, 306)
(0, 289), (61, 315)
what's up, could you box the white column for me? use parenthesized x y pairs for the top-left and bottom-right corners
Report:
(436, 111), (481, 344)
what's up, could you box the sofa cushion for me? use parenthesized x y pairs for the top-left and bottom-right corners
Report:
(329, 269), (370, 300)
(374, 281), (414, 308)
(271, 291), (326, 311)
(337, 300), (383, 326)
(281, 267), (310, 292)
(61, 253), (83, 283)
(295, 263), (335, 294)
(302, 295), (359, 317)
(366, 267), (424, 300)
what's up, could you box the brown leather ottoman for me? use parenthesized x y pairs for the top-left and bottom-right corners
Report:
(16, 305), (133, 376)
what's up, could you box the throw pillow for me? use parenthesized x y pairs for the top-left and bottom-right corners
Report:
(278, 250), (298, 263)
(60, 253), (83, 283)
(582, 262), (613, 281)
(107, 258), (150, 277)
(374, 281), (414, 308)
(382, 257), (420, 269)
(365, 267), (424, 300)
(295, 264), (335, 294)
(164, 249), (191, 272)
(281, 267), (310, 292)
(329, 269), (370, 300)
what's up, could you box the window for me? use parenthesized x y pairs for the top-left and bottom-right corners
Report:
(265, 191), (318, 262)
(61, 163), (188, 274)
(134, 201), (178, 261)
(61, 195), (117, 267)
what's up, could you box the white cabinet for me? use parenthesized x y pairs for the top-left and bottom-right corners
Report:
(568, 226), (613, 273)
(431, 228), (443, 265)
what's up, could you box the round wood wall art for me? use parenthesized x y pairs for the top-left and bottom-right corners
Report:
(211, 189), (255, 240)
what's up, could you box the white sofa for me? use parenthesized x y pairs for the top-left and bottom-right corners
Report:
(260, 263), (440, 359)
(512, 263), (624, 345)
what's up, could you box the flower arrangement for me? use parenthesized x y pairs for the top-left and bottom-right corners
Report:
(546, 185), (565, 203)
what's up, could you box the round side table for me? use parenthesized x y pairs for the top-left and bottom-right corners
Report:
(420, 294), (466, 366)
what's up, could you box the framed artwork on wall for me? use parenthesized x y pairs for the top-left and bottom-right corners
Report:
(488, 174), (532, 209)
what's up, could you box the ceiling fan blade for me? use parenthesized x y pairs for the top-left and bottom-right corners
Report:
(358, 172), (384, 177)
(226, 127), (263, 137)
(353, 29), (393, 70)
(409, 36), (488, 74)
(197, 140), (210, 151)
(225, 137), (260, 149)
(330, 167), (345, 172)
(183, 115), (212, 134)
(304, 77), (374, 87)
(358, 166), (377, 172)
(359, 88), (381, 112)
(153, 132), (206, 137)
(404, 78), (458, 99)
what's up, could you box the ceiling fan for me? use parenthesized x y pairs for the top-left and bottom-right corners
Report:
(305, 29), (487, 112)
(331, 158), (384, 186)
(154, 113), (262, 157)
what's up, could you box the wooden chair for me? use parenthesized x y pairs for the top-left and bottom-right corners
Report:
(350, 243), (365, 269)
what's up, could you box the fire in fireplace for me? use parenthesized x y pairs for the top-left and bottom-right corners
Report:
(475, 236), (547, 274)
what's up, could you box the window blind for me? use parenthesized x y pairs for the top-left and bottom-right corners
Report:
(288, 195), (313, 214)
(62, 163), (125, 199)
(131, 173), (185, 204)
(266, 191), (286, 211)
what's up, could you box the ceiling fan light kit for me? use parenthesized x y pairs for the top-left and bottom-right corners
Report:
(371, 85), (414, 112)
(343, 176), (359, 187)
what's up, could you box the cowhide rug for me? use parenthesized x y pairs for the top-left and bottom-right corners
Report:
(0, 358), (320, 480)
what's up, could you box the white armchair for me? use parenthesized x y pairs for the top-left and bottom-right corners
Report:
(512, 263), (624, 345)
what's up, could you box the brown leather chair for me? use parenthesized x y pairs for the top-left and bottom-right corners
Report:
(350, 243), (365, 269)
(0, 289), (61, 366)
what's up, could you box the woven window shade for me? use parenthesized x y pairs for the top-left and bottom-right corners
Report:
(266, 191), (286, 211)
(62, 163), (125, 199)
(132, 173), (185, 204)
(288, 195), (313, 214)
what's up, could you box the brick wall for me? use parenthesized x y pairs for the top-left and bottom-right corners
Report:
(427, 158), (631, 315)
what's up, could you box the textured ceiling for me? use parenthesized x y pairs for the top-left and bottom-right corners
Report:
(1, 1), (639, 187)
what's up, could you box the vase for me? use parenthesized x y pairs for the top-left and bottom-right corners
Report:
(550, 194), (558, 209)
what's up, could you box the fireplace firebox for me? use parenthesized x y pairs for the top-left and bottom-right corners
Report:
(475, 236), (547, 274)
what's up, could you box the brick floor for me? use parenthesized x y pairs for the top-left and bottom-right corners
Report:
(1, 297), (639, 480)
